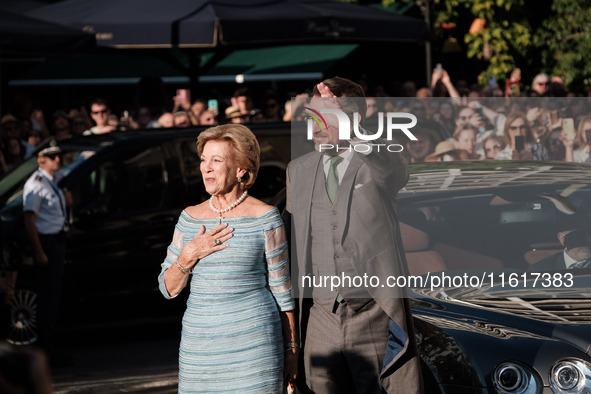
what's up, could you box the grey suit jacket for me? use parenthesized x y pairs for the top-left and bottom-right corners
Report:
(286, 144), (422, 393)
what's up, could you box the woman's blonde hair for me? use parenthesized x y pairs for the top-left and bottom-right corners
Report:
(453, 123), (478, 140)
(197, 124), (260, 190)
(576, 115), (591, 148)
(502, 112), (533, 146)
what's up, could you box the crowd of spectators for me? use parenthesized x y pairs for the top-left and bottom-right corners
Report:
(1, 68), (591, 180)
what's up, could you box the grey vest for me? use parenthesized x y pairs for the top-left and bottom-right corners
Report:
(310, 162), (369, 302)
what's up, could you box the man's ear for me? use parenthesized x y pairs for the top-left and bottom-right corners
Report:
(557, 230), (570, 246)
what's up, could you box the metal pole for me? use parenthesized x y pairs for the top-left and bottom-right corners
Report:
(419, 0), (431, 87)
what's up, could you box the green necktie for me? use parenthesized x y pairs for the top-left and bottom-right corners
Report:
(326, 156), (344, 203)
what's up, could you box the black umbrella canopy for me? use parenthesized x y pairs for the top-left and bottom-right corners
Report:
(0, 10), (96, 55)
(27, 0), (428, 48)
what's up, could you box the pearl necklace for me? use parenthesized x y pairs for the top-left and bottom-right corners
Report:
(209, 190), (248, 224)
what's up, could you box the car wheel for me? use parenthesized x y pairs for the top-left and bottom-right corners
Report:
(7, 288), (38, 345)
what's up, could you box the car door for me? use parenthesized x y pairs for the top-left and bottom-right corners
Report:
(63, 143), (180, 326)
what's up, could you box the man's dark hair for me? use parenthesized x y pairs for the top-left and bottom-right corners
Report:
(89, 97), (109, 109)
(312, 76), (365, 98)
(564, 229), (591, 250)
(232, 87), (251, 99)
(313, 76), (367, 123)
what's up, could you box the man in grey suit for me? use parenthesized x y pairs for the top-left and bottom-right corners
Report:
(286, 77), (422, 393)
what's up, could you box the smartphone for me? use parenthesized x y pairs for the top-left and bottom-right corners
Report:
(562, 118), (576, 141)
(207, 99), (218, 111)
(435, 63), (442, 74)
(515, 135), (525, 152)
(488, 75), (497, 88)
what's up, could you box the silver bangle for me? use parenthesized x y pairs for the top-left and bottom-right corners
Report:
(284, 342), (299, 351)
(175, 259), (192, 274)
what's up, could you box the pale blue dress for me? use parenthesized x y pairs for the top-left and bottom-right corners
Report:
(158, 208), (294, 393)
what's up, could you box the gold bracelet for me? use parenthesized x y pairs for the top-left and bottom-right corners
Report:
(175, 259), (192, 274)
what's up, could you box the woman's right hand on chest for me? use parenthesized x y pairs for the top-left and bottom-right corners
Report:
(179, 223), (234, 264)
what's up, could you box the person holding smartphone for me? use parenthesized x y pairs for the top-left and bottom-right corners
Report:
(494, 112), (548, 161)
(564, 115), (591, 163)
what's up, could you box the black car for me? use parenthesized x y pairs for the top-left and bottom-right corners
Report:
(399, 161), (591, 394)
(273, 160), (591, 394)
(0, 124), (291, 345)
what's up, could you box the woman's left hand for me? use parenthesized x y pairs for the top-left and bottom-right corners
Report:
(284, 348), (298, 383)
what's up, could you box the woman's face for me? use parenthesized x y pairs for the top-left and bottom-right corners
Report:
(456, 129), (476, 154)
(484, 139), (503, 159)
(7, 138), (21, 156)
(508, 117), (527, 146)
(200, 140), (243, 196)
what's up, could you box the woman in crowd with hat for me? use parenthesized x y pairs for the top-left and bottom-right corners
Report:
(158, 124), (297, 392)
(425, 140), (471, 162)
(224, 105), (250, 124)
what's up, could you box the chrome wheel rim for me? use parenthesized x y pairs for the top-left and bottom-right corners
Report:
(7, 289), (37, 345)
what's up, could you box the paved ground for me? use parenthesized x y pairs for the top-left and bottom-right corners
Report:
(49, 322), (181, 393)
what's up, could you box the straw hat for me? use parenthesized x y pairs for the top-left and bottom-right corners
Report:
(224, 106), (242, 119)
(426, 141), (457, 160)
(1, 114), (18, 125)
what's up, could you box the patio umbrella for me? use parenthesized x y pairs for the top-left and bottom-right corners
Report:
(27, 0), (428, 48)
(0, 10), (96, 55)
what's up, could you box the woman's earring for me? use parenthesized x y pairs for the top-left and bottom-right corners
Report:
(237, 176), (242, 183)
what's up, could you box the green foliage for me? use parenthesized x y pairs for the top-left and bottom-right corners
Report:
(378, 0), (591, 90)
(431, 0), (531, 87)
(533, 0), (591, 87)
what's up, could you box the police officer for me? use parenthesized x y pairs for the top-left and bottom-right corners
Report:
(23, 145), (72, 365)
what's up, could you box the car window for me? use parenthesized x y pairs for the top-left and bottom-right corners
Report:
(0, 149), (98, 212)
(72, 146), (166, 216)
(179, 139), (202, 192)
(399, 184), (591, 274)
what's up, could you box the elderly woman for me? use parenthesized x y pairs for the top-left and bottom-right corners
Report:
(158, 124), (297, 392)
(495, 111), (548, 160)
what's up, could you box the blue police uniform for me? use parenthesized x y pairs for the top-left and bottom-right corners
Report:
(23, 169), (66, 235)
(23, 167), (67, 351)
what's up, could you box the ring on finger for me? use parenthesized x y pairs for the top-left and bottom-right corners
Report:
(214, 239), (222, 246)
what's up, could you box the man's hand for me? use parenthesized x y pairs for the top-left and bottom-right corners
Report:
(315, 82), (336, 98)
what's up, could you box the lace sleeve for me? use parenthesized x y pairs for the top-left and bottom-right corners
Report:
(158, 225), (185, 299)
(264, 224), (295, 311)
